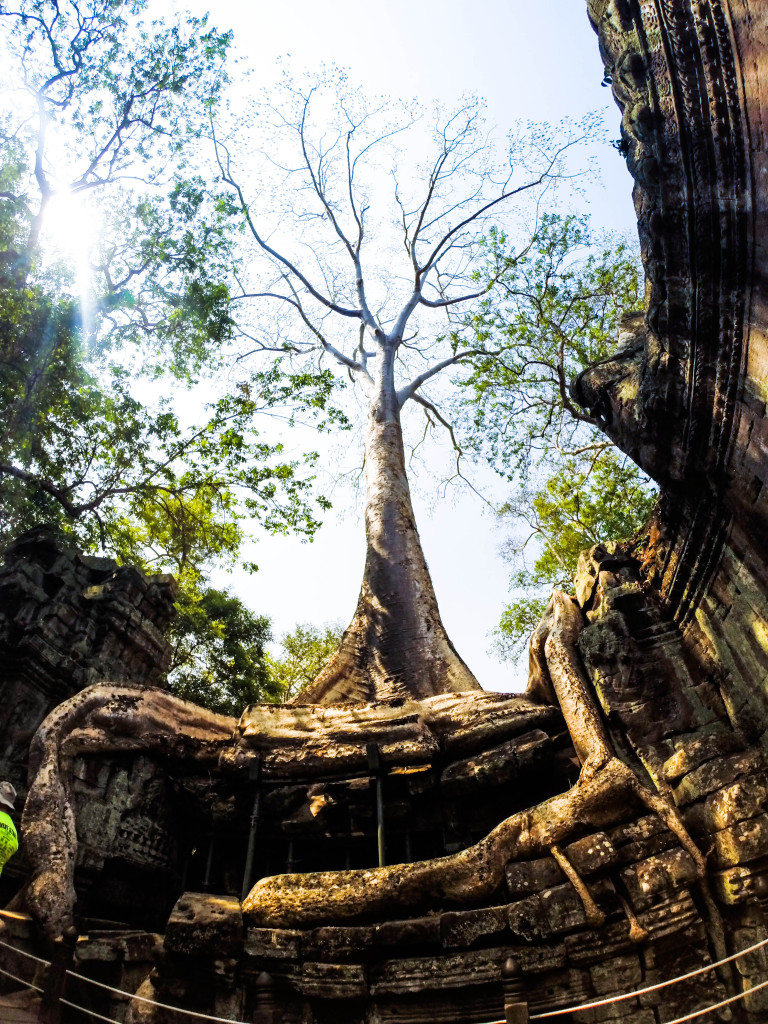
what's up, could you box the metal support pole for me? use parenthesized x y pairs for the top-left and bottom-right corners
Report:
(241, 755), (262, 901)
(202, 834), (216, 891)
(366, 742), (386, 868)
(502, 956), (529, 1024)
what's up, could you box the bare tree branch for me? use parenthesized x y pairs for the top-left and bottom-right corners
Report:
(397, 349), (483, 407)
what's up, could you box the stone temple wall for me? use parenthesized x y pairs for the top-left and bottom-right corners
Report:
(0, 528), (178, 913)
(0, 527), (175, 798)
(576, 0), (768, 730)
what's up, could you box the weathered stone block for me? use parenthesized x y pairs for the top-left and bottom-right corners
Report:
(245, 927), (303, 960)
(654, 974), (730, 1024)
(672, 750), (766, 806)
(165, 893), (243, 958)
(564, 919), (636, 966)
(439, 906), (507, 948)
(732, 924), (768, 977)
(662, 730), (741, 782)
(573, 1003), (653, 1024)
(589, 953), (642, 995)
(513, 942), (568, 975)
(743, 974), (768, 1013)
(300, 961), (367, 999)
(505, 856), (563, 896)
(507, 895), (550, 943)
(636, 899), (702, 947)
(75, 930), (160, 964)
(564, 833), (619, 875)
(617, 829), (679, 865)
(369, 947), (507, 995)
(527, 965), (593, 1017)
(704, 772), (768, 832)
(373, 916), (441, 948)
(303, 924), (376, 959)
(608, 815), (668, 853)
(541, 883), (596, 936)
(714, 813), (768, 867)
(621, 848), (698, 908)
(711, 862), (768, 905)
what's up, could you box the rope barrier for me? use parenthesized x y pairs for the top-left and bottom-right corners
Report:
(662, 976), (768, 1024)
(474, 974), (768, 1024)
(529, 932), (768, 1018)
(0, 935), (52, 966)
(66, 966), (252, 1023)
(59, 997), (125, 1024)
(2, 929), (768, 1024)
(0, 962), (44, 993)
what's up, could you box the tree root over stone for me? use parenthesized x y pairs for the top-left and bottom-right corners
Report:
(22, 685), (237, 942)
(20, 590), (708, 947)
(243, 755), (659, 927)
(244, 591), (707, 929)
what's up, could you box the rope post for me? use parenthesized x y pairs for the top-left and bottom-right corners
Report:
(253, 969), (277, 1024)
(502, 956), (529, 1024)
(37, 932), (76, 1024)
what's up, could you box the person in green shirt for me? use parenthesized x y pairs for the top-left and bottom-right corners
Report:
(0, 781), (18, 877)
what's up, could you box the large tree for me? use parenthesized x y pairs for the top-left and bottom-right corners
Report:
(0, 0), (340, 578)
(210, 74), (594, 701)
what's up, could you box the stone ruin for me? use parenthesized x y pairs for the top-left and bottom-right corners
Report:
(0, 528), (177, 920)
(4, 0), (768, 1022)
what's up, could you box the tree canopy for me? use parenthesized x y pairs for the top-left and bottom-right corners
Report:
(266, 622), (345, 702)
(455, 214), (657, 660)
(198, 72), (610, 701)
(0, 0), (342, 582)
(167, 587), (278, 716)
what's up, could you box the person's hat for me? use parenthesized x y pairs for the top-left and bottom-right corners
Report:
(0, 782), (16, 811)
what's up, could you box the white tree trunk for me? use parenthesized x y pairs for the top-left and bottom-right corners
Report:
(296, 350), (482, 703)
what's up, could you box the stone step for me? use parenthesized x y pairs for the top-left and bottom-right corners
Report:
(0, 989), (40, 1023)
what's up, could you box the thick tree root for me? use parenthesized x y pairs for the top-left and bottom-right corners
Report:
(551, 843), (606, 928)
(20, 588), (709, 946)
(244, 757), (645, 927)
(539, 591), (707, 879)
(22, 685), (237, 941)
(242, 750), (704, 929)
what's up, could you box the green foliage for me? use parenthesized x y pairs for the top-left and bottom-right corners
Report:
(0, 1), (352, 710)
(0, 0), (346, 579)
(0, 269), (341, 573)
(493, 450), (657, 660)
(456, 214), (657, 660)
(459, 213), (643, 475)
(167, 587), (280, 717)
(267, 622), (344, 701)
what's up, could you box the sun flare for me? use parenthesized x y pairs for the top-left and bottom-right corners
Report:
(41, 191), (101, 331)
(42, 191), (99, 264)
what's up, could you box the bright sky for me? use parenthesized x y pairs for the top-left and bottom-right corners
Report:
(166, 0), (639, 692)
